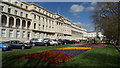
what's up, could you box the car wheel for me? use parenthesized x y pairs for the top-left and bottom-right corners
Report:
(64, 43), (67, 45)
(45, 44), (48, 46)
(32, 44), (35, 46)
(21, 46), (25, 49)
(29, 46), (32, 49)
(54, 44), (57, 46)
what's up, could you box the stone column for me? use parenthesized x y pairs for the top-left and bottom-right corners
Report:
(60, 23), (62, 33)
(5, 16), (9, 27)
(50, 20), (52, 31)
(13, 17), (16, 28)
(0, 13), (1, 26)
(20, 19), (22, 29)
(55, 21), (57, 32)
(46, 18), (50, 31)
(52, 21), (54, 32)
(58, 23), (60, 33)
(40, 16), (43, 31)
(6, 29), (9, 39)
(14, 29), (16, 39)
(26, 20), (28, 29)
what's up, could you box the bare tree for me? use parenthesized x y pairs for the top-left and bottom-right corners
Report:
(92, 2), (120, 44)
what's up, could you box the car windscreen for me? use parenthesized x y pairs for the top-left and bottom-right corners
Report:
(32, 39), (38, 41)
(2, 41), (10, 44)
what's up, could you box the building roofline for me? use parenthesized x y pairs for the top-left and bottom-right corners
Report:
(30, 3), (55, 15)
(19, 1), (31, 5)
(87, 31), (101, 33)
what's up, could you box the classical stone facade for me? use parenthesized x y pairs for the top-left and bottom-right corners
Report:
(0, 0), (87, 42)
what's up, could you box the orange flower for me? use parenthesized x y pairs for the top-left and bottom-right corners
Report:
(58, 47), (92, 50)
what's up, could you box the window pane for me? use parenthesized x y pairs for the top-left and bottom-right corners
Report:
(1, 29), (6, 37)
(16, 31), (20, 38)
(0, 6), (4, 11)
(22, 31), (26, 38)
(9, 30), (13, 38)
(15, 10), (17, 15)
(8, 8), (11, 13)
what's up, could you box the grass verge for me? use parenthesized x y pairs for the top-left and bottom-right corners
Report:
(2, 44), (120, 67)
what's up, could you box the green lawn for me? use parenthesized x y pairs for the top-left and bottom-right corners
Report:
(2, 44), (120, 67)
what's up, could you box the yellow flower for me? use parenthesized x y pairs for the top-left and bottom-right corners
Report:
(58, 47), (92, 50)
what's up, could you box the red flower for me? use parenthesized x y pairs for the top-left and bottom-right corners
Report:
(19, 50), (72, 65)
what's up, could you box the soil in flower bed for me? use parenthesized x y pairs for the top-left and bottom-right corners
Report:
(54, 49), (90, 56)
(20, 50), (73, 65)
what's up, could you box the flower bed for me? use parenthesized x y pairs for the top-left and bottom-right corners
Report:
(54, 49), (90, 56)
(57, 47), (92, 50)
(19, 43), (108, 65)
(19, 46), (92, 65)
(20, 50), (72, 65)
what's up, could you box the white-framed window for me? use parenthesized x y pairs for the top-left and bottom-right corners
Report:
(20, 12), (23, 16)
(34, 23), (36, 29)
(26, 14), (28, 18)
(15, 10), (17, 15)
(39, 24), (40, 30)
(15, 2), (18, 5)
(43, 11), (44, 14)
(39, 9), (41, 12)
(0, 6), (4, 11)
(43, 17), (44, 22)
(8, 8), (11, 13)
(21, 4), (23, 7)
(34, 33), (37, 38)
(43, 25), (44, 30)
(34, 14), (36, 19)
(39, 16), (40, 20)
(1, 29), (6, 37)
(22, 31), (26, 38)
(34, 7), (36, 9)
(9, 30), (14, 38)
(26, 6), (28, 9)
(16, 31), (20, 38)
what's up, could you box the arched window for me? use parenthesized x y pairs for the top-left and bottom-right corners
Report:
(16, 18), (20, 28)
(27, 21), (31, 29)
(22, 20), (26, 29)
(9, 17), (14, 27)
(1, 15), (7, 27)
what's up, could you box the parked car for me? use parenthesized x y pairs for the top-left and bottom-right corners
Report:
(30, 38), (45, 46)
(54, 40), (62, 45)
(59, 39), (73, 45)
(71, 40), (79, 43)
(0, 43), (12, 51)
(43, 38), (58, 46)
(3, 40), (32, 49)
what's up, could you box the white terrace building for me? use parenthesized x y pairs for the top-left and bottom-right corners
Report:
(0, 0), (87, 42)
(87, 31), (104, 40)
